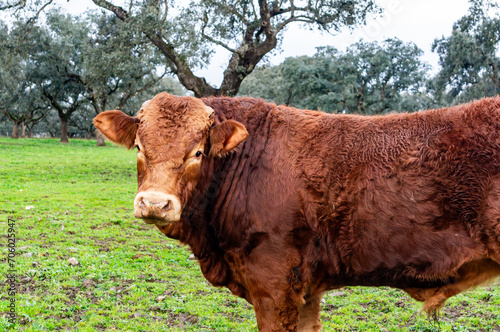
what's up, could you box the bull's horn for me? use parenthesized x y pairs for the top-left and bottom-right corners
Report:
(205, 106), (214, 118)
(140, 99), (151, 111)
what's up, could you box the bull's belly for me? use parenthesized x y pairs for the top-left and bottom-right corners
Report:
(329, 171), (498, 286)
(347, 222), (486, 280)
(334, 266), (457, 289)
(324, 257), (500, 292)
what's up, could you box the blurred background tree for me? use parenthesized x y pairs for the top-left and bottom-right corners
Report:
(0, 20), (50, 138)
(0, 0), (499, 140)
(432, 0), (500, 105)
(0, 6), (185, 143)
(240, 38), (429, 114)
(1, 0), (382, 97)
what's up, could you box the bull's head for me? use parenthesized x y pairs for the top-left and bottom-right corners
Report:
(93, 93), (248, 226)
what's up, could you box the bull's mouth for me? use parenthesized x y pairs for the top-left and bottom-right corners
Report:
(141, 217), (178, 226)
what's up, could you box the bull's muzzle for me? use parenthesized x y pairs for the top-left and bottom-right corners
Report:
(133, 191), (182, 224)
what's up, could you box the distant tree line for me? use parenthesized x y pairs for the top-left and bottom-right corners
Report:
(0, 0), (499, 141)
(239, 0), (500, 114)
(239, 39), (431, 114)
(0, 9), (187, 143)
(1, 0), (382, 98)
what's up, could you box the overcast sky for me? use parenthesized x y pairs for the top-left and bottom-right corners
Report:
(52, 0), (476, 85)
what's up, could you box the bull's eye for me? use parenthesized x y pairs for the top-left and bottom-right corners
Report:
(195, 151), (202, 158)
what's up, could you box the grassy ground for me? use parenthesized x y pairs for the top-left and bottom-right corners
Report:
(0, 137), (499, 331)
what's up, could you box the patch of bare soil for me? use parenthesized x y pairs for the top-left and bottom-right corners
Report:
(62, 278), (101, 305)
(138, 273), (169, 283)
(149, 306), (199, 327)
(441, 301), (499, 322)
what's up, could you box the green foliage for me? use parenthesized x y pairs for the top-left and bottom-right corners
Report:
(240, 38), (430, 114)
(47, 10), (168, 115)
(190, 0), (381, 47)
(0, 20), (50, 137)
(237, 64), (289, 104)
(432, 0), (500, 104)
(1, 0), (384, 96)
(0, 11), (188, 140)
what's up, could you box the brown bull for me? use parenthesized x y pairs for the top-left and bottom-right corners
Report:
(94, 93), (500, 331)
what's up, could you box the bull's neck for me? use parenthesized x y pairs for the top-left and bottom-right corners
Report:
(179, 97), (272, 247)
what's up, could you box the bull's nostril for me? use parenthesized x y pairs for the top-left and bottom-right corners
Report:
(135, 192), (181, 222)
(139, 198), (150, 217)
(161, 200), (172, 213)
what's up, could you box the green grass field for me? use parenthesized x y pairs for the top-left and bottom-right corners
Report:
(1, 137), (499, 331)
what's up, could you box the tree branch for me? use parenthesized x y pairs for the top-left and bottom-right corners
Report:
(27, 109), (48, 124)
(258, 0), (274, 39)
(25, 0), (54, 25)
(0, 0), (25, 11)
(270, 3), (309, 17)
(92, 0), (217, 97)
(91, 0), (129, 20)
(146, 31), (217, 96)
(160, 0), (168, 26)
(276, 15), (318, 33)
(219, 2), (251, 26)
(202, 12), (237, 53)
(108, 77), (122, 95)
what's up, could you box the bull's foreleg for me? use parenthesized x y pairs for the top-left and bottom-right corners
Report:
(242, 261), (308, 331)
(252, 294), (302, 332)
(297, 293), (323, 332)
(234, 233), (313, 331)
(251, 292), (323, 332)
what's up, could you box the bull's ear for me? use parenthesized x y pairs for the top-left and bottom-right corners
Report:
(209, 120), (248, 157)
(93, 110), (139, 149)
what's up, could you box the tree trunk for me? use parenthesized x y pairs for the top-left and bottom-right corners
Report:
(60, 117), (69, 143)
(12, 122), (19, 139)
(86, 132), (92, 139)
(95, 130), (106, 146)
(21, 123), (26, 138)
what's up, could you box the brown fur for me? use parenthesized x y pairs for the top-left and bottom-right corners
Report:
(95, 93), (500, 331)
